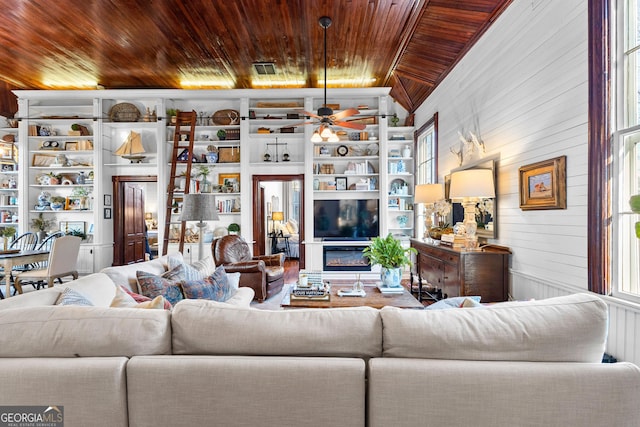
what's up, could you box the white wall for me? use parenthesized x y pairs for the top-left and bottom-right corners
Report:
(413, 0), (640, 364)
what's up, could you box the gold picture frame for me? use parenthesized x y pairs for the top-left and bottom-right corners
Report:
(519, 155), (566, 210)
(219, 173), (240, 192)
(65, 197), (84, 210)
(32, 153), (56, 166)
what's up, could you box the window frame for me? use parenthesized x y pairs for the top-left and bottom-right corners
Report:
(414, 112), (438, 239)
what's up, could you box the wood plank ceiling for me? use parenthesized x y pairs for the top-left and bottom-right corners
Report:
(0, 0), (511, 116)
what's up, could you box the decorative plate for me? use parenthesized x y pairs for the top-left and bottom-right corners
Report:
(109, 103), (141, 122)
(337, 145), (349, 156)
(367, 143), (379, 156)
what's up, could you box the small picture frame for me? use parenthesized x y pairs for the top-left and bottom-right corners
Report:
(104, 194), (111, 206)
(59, 221), (85, 234)
(1, 163), (14, 172)
(104, 207), (112, 219)
(64, 141), (78, 151)
(65, 197), (83, 210)
(336, 177), (347, 191)
(519, 155), (567, 210)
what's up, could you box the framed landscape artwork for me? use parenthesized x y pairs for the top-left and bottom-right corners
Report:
(519, 155), (566, 210)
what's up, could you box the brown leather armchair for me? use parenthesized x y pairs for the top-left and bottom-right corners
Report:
(212, 235), (285, 302)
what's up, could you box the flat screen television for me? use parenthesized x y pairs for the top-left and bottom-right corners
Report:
(314, 199), (379, 239)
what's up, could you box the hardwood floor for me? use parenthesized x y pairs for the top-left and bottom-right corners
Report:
(283, 258), (299, 283)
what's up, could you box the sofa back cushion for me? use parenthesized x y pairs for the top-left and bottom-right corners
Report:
(0, 273), (117, 310)
(0, 306), (171, 357)
(381, 293), (608, 363)
(172, 299), (382, 357)
(100, 254), (177, 293)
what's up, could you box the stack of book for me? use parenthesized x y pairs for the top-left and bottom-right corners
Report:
(440, 233), (465, 249)
(290, 270), (330, 301)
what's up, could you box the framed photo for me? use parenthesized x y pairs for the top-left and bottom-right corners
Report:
(65, 197), (83, 210)
(104, 208), (112, 219)
(0, 163), (14, 172)
(64, 141), (78, 151)
(32, 153), (56, 166)
(104, 194), (111, 206)
(219, 173), (240, 192)
(519, 155), (567, 210)
(59, 221), (85, 234)
(336, 177), (347, 191)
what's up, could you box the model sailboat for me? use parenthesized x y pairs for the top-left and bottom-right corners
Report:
(115, 131), (146, 163)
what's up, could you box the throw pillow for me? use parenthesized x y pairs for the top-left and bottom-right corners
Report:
(181, 266), (234, 302)
(118, 286), (172, 310)
(461, 297), (484, 308)
(226, 272), (240, 291)
(55, 288), (94, 306)
(120, 285), (152, 303)
(286, 218), (298, 234)
(167, 255), (216, 281)
(134, 295), (165, 310)
(136, 264), (186, 306)
(111, 285), (138, 307)
(425, 296), (481, 310)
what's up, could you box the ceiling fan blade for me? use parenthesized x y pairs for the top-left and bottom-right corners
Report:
(334, 120), (366, 130)
(330, 108), (360, 121)
(303, 110), (323, 119)
(292, 121), (314, 127)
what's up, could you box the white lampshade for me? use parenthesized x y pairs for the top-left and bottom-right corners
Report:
(327, 132), (340, 142)
(414, 183), (444, 204)
(180, 194), (219, 221)
(449, 169), (495, 200)
(310, 130), (323, 142)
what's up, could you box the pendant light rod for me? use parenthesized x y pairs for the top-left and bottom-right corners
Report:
(318, 16), (332, 115)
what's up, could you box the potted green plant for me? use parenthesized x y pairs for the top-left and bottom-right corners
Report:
(31, 213), (54, 242)
(228, 223), (240, 235)
(630, 195), (640, 237)
(166, 108), (177, 125)
(50, 196), (66, 211)
(217, 129), (227, 141)
(363, 234), (417, 288)
(0, 226), (15, 251)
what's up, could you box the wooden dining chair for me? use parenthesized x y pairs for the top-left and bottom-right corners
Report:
(13, 235), (81, 294)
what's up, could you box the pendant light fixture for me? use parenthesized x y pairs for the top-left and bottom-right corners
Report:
(307, 16), (366, 143)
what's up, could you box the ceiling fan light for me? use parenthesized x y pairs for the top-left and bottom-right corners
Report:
(320, 126), (333, 138)
(311, 131), (323, 143)
(327, 133), (340, 143)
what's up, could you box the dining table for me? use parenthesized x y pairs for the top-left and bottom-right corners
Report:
(0, 249), (49, 297)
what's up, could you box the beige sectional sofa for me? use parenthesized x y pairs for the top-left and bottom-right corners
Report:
(0, 260), (637, 426)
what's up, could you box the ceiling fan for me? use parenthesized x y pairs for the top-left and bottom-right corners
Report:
(305, 16), (366, 140)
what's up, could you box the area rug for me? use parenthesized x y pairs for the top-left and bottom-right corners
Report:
(249, 283), (292, 310)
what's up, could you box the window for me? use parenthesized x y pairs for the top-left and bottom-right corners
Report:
(414, 113), (438, 238)
(613, 0), (640, 300)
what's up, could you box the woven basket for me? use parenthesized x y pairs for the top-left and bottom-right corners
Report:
(109, 103), (141, 122)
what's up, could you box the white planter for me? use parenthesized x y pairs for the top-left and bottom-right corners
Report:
(381, 267), (402, 288)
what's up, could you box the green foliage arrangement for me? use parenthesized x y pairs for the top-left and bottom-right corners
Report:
(228, 223), (240, 233)
(362, 234), (417, 269)
(31, 213), (54, 232)
(0, 226), (16, 238)
(631, 195), (640, 238)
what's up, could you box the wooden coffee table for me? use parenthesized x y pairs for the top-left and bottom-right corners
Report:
(280, 280), (423, 309)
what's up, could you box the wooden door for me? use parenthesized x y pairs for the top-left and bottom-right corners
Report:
(113, 175), (156, 266)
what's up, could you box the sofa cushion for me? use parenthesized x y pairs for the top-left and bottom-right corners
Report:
(380, 293), (608, 363)
(0, 306), (171, 357)
(181, 266), (234, 302)
(100, 254), (178, 293)
(172, 300), (382, 357)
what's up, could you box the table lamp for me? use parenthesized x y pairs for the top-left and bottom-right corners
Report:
(449, 169), (495, 242)
(414, 183), (445, 231)
(271, 211), (284, 236)
(180, 194), (219, 260)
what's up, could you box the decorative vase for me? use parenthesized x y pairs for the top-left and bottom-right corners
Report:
(429, 228), (443, 240)
(381, 267), (402, 288)
(206, 152), (218, 163)
(2, 237), (7, 251)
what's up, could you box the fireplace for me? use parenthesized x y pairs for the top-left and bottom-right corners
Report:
(323, 246), (371, 272)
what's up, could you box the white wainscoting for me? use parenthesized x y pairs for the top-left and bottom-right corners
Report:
(512, 270), (640, 366)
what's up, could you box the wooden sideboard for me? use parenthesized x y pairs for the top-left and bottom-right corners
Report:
(410, 239), (511, 302)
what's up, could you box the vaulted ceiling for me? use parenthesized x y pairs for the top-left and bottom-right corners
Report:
(0, 0), (511, 116)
